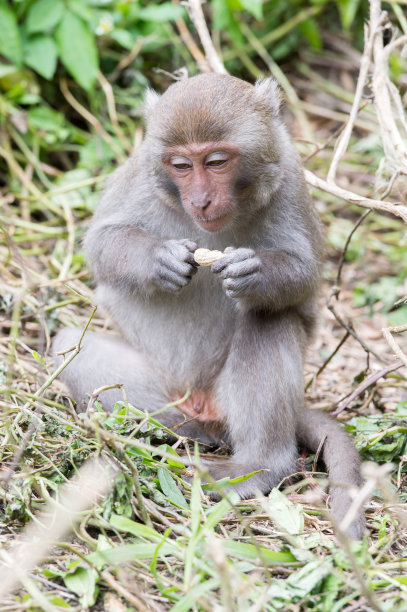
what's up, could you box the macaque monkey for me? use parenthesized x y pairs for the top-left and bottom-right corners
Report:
(53, 74), (365, 538)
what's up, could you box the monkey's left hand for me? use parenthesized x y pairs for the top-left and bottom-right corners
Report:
(211, 247), (262, 298)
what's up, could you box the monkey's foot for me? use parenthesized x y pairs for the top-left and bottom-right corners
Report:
(172, 390), (221, 423)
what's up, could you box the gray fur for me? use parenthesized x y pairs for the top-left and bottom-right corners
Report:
(53, 73), (364, 539)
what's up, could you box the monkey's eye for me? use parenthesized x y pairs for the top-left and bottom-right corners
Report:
(170, 156), (192, 170)
(205, 153), (229, 167)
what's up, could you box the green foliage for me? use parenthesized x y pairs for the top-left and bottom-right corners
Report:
(353, 274), (406, 317)
(337, 0), (362, 29)
(347, 402), (407, 463)
(26, 0), (65, 34)
(55, 11), (99, 90)
(0, 0), (369, 97)
(0, 1), (23, 66)
(24, 36), (58, 80)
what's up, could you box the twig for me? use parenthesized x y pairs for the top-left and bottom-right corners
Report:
(371, 0), (407, 176)
(327, 290), (385, 363)
(304, 169), (407, 223)
(97, 72), (133, 154)
(327, 15), (385, 182)
(108, 37), (144, 82)
(239, 21), (313, 140)
(332, 360), (404, 415)
(305, 331), (350, 391)
(336, 210), (372, 289)
(102, 570), (150, 611)
(382, 324), (407, 369)
(173, 0), (210, 71)
(58, 198), (75, 281)
(222, 6), (323, 63)
(1, 307), (96, 489)
(0, 457), (116, 600)
(60, 79), (126, 162)
(183, 0), (227, 74)
(312, 436), (327, 473)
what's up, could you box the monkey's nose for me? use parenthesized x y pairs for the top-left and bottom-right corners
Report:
(192, 199), (211, 210)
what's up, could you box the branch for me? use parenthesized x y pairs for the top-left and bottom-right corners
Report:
(304, 169), (407, 223)
(183, 0), (227, 74)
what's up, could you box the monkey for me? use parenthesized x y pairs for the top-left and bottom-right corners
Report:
(53, 73), (365, 539)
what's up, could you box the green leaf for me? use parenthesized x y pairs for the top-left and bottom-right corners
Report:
(56, 11), (98, 91)
(109, 514), (162, 541)
(0, 1), (23, 66)
(158, 467), (188, 509)
(88, 542), (176, 565)
(286, 560), (332, 597)
(237, 0), (263, 20)
(155, 444), (186, 468)
(28, 106), (68, 135)
(138, 2), (185, 22)
(222, 540), (296, 564)
(299, 18), (322, 50)
(0, 64), (19, 78)
(202, 468), (262, 491)
(267, 489), (304, 534)
(24, 36), (58, 79)
(63, 566), (99, 608)
(26, 0), (65, 34)
(204, 494), (239, 531)
(67, 0), (93, 23)
(111, 29), (136, 50)
(337, 0), (362, 29)
(102, 473), (133, 520)
(31, 350), (45, 364)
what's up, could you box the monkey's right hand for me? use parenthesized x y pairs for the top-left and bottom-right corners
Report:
(152, 239), (198, 292)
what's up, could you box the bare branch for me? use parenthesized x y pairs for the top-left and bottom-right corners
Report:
(304, 169), (407, 223)
(183, 0), (227, 74)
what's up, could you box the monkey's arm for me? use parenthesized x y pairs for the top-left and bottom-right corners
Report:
(85, 223), (197, 296)
(211, 245), (319, 310)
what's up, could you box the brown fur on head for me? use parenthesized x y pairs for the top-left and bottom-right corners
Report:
(144, 74), (283, 161)
(144, 74), (289, 229)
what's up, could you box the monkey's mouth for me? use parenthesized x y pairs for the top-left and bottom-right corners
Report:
(194, 212), (233, 232)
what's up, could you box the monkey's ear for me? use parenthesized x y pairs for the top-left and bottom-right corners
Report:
(254, 78), (281, 117)
(143, 88), (161, 118)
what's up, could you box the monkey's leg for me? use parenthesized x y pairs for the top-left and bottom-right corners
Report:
(297, 409), (365, 539)
(52, 328), (219, 444)
(207, 312), (303, 497)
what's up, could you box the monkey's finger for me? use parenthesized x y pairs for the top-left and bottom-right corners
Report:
(222, 258), (260, 278)
(179, 239), (198, 253)
(158, 269), (192, 288)
(223, 274), (258, 297)
(157, 256), (195, 277)
(166, 243), (198, 266)
(211, 256), (233, 274)
(227, 248), (256, 262)
(160, 279), (184, 293)
(184, 251), (199, 267)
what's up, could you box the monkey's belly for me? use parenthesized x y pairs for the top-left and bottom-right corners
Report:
(97, 283), (234, 389)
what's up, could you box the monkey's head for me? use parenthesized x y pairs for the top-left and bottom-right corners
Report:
(144, 73), (289, 232)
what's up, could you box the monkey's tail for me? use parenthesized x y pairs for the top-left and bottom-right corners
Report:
(296, 408), (365, 539)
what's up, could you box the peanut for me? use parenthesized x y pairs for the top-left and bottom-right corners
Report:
(194, 248), (224, 266)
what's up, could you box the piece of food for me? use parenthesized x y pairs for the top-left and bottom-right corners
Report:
(194, 248), (225, 266)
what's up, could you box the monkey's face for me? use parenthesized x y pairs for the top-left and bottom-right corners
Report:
(161, 142), (241, 232)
